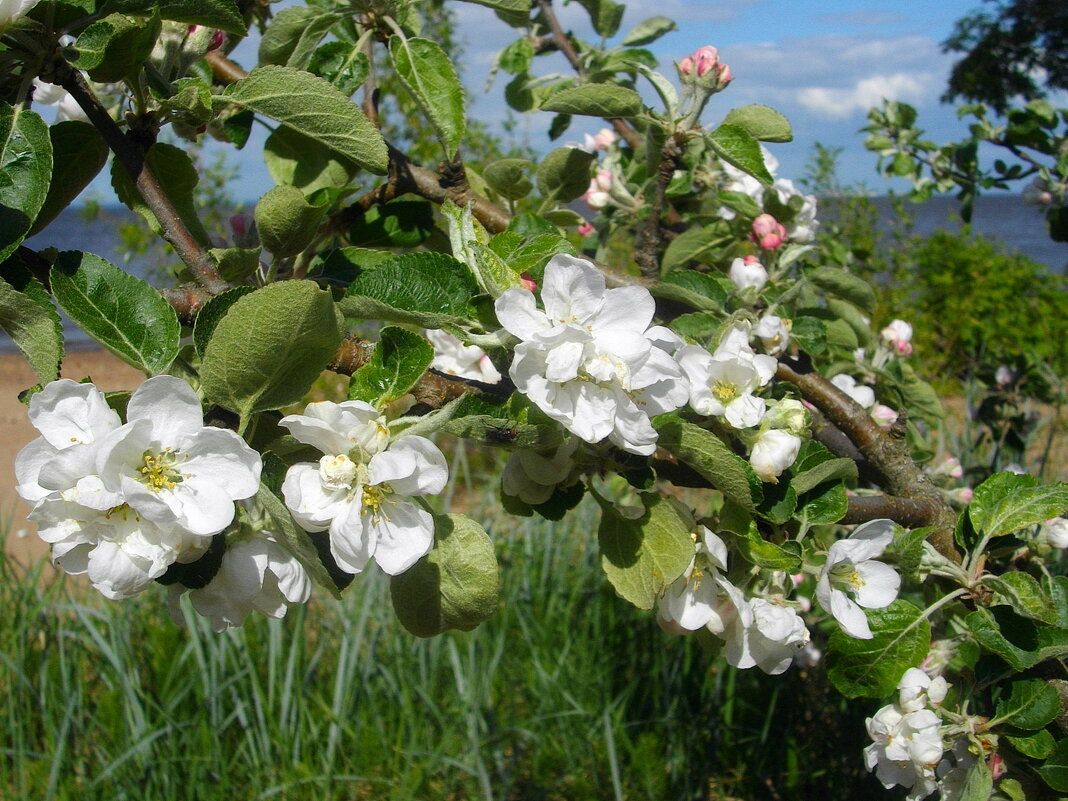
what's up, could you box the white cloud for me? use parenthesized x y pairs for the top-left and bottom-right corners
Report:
(796, 72), (931, 118)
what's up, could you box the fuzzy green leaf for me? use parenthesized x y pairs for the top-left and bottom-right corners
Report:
(103, 0), (246, 34)
(540, 84), (643, 118)
(536, 146), (596, 204)
(722, 104), (793, 143)
(807, 266), (876, 314)
(258, 6), (338, 69)
(192, 286), (256, 359)
(0, 266), (62, 383)
(995, 679), (1060, 730)
(49, 251), (179, 375)
(0, 105), (51, 263)
(264, 126), (356, 194)
(483, 158), (534, 200)
(340, 252), (479, 327)
(222, 66), (387, 174)
(653, 416), (762, 511)
(986, 572), (1059, 625)
(707, 124), (773, 185)
(389, 36), (466, 161)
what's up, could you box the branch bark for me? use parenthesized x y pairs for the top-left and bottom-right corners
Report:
(56, 63), (229, 295)
(634, 135), (680, 280)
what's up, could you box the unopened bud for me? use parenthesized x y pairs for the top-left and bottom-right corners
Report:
(520, 272), (537, 292)
(692, 46), (719, 77)
(751, 213), (786, 250)
(577, 222), (594, 237)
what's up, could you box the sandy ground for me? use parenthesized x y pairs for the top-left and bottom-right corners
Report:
(1, 349), (145, 564)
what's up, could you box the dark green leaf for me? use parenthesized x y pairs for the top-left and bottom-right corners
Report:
(708, 124), (773, 185)
(654, 270), (729, 310)
(969, 473), (1068, 539)
(258, 6), (338, 69)
(994, 679), (1060, 730)
(103, 0), (246, 34)
(967, 606), (1068, 672)
(348, 326), (433, 405)
(73, 13), (161, 82)
(50, 251), (179, 375)
(340, 252), (478, 327)
(264, 126), (357, 194)
(308, 42), (370, 96)
(483, 158), (534, 200)
(30, 121), (108, 236)
(348, 200), (435, 249)
(192, 286), (256, 359)
(659, 225), (731, 274)
(825, 599), (931, 698)
(986, 572), (1059, 625)
(1006, 729), (1056, 759)
(0, 105), (51, 263)
(807, 266), (876, 314)
(1039, 738), (1068, 791)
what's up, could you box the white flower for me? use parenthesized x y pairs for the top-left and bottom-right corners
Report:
(96, 376), (262, 537)
(817, 519), (901, 639)
(880, 319), (914, 356)
(280, 400), (448, 575)
(501, 439), (579, 505)
(169, 534), (311, 631)
(677, 322), (776, 429)
(657, 527), (736, 632)
(752, 314), (790, 355)
(0, 0), (41, 29)
(749, 429), (801, 483)
(728, 256), (768, 291)
(1041, 517), (1068, 549)
(763, 398), (808, 436)
(724, 598), (810, 675)
(32, 78), (90, 122)
(995, 364), (1015, 388)
(864, 703), (943, 800)
(831, 373), (876, 409)
(897, 667), (949, 713)
(495, 255), (688, 456)
(425, 328), (502, 383)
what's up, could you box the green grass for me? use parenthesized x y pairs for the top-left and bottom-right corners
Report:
(0, 481), (884, 801)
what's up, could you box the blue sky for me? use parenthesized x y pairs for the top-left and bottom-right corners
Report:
(87, 0), (997, 201)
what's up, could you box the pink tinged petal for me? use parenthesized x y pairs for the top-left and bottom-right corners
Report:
(281, 463), (347, 532)
(125, 375), (205, 444)
(853, 560), (900, 609)
(28, 379), (120, 449)
(180, 428), (262, 501)
(370, 437), (448, 496)
(541, 255), (605, 324)
(544, 340), (584, 383)
(593, 286), (655, 333)
(829, 588), (873, 639)
(367, 500), (434, 575)
(495, 288), (550, 340)
(329, 497), (374, 574)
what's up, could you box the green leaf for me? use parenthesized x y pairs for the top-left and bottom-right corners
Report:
(574, 0), (624, 37)
(103, 0), (246, 34)
(721, 104), (793, 143)
(390, 513), (500, 637)
(210, 247), (261, 283)
(264, 126), (356, 194)
(653, 270), (728, 310)
(348, 200), (435, 249)
(882, 359), (943, 423)
(452, 0), (530, 13)
(483, 158), (534, 201)
(958, 759), (992, 801)
(73, 13), (161, 82)
(1006, 729), (1056, 759)
(30, 121), (108, 237)
(308, 42), (370, 96)
(806, 266), (876, 314)
(986, 572), (1059, 625)
(969, 473), (1068, 540)
(540, 84), (643, 118)
(730, 522), (801, 571)
(659, 225), (731, 273)
(50, 251), (179, 375)
(252, 483), (341, 598)
(620, 15), (677, 46)
(487, 231), (575, 280)
(597, 493), (693, 610)
(790, 441), (859, 495)
(222, 66), (387, 174)
(966, 606), (1068, 672)
(199, 281), (343, 425)
(536, 147), (596, 204)
(389, 36), (466, 161)
(797, 481), (849, 525)
(825, 599), (931, 698)
(0, 105), (51, 263)
(708, 124), (773, 185)
(994, 679), (1060, 730)
(348, 327), (433, 406)
(254, 185), (327, 258)
(192, 286), (256, 359)
(340, 252), (479, 327)
(111, 143), (210, 246)
(653, 416), (762, 511)
(0, 265), (62, 383)
(258, 6), (338, 69)
(1039, 738), (1068, 791)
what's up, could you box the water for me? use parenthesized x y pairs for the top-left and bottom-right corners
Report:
(4, 195), (1065, 354)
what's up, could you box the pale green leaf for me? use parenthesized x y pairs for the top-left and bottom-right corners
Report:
(389, 36), (466, 161)
(540, 84), (643, 118)
(253, 483), (341, 598)
(258, 6), (339, 69)
(722, 104), (793, 143)
(708, 124), (773, 185)
(264, 124), (357, 194)
(0, 268), (62, 383)
(621, 16), (677, 46)
(806, 266), (876, 314)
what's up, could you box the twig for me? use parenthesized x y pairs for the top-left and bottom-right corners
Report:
(776, 354), (961, 561)
(56, 63), (229, 295)
(634, 135), (680, 279)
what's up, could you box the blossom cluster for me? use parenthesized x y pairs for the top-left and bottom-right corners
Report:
(720, 147), (819, 245)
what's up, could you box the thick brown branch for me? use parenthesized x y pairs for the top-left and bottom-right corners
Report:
(840, 495), (948, 529)
(777, 354), (961, 561)
(161, 285), (213, 325)
(56, 64), (228, 295)
(204, 49), (248, 85)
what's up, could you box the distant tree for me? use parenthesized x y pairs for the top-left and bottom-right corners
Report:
(942, 0), (1068, 112)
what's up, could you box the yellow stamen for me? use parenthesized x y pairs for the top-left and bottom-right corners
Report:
(140, 448), (183, 492)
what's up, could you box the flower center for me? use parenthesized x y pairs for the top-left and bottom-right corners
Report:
(320, 453), (358, 491)
(361, 482), (395, 524)
(831, 563), (865, 592)
(711, 379), (740, 403)
(104, 502), (140, 522)
(140, 449), (183, 492)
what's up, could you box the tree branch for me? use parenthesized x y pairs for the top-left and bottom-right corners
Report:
(776, 354), (961, 561)
(839, 495), (948, 529)
(634, 135), (680, 279)
(55, 63), (229, 295)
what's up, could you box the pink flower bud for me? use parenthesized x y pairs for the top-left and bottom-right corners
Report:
(678, 56), (694, 76)
(995, 365), (1015, 388)
(520, 273), (537, 292)
(945, 457), (963, 479)
(751, 213), (786, 250)
(716, 62), (733, 86)
(950, 487), (974, 504)
(592, 128), (617, 150)
(870, 404), (899, 429)
(990, 753), (1006, 781)
(230, 213), (248, 239)
(880, 319), (913, 356)
(577, 222), (595, 237)
(209, 29), (225, 51)
(692, 46), (719, 77)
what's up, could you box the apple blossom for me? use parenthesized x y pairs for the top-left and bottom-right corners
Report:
(723, 598), (810, 675)
(749, 428), (802, 483)
(1041, 518), (1068, 549)
(728, 255), (768, 292)
(897, 667), (949, 713)
(831, 373), (876, 409)
(279, 400), (448, 575)
(32, 78), (90, 122)
(169, 533), (311, 631)
(751, 214), (786, 250)
(752, 314), (790, 355)
(582, 169), (613, 210)
(425, 328), (502, 384)
(817, 519), (901, 639)
(96, 375), (262, 538)
(771, 178), (820, 242)
(864, 702), (943, 800)
(880, 319), (914, 356)
(494, 254), (688, 456)
(676, 322), (776, 429)
(657, 527), (735, 632)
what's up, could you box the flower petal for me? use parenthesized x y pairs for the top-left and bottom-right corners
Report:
(125, 375), (205, 445)
(368, 500), (434, 575)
